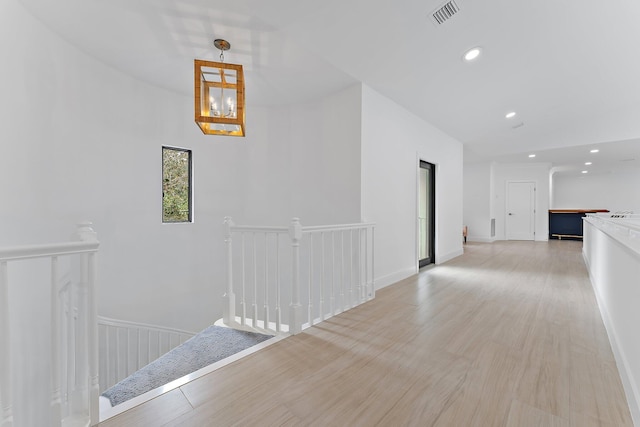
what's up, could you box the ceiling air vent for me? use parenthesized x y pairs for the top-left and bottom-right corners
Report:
(430, 0), (461, 25)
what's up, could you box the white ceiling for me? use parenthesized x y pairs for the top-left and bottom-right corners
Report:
(18, 0), (640, 176)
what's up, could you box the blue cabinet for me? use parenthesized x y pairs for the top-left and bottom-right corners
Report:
(549, 210), (608, 240)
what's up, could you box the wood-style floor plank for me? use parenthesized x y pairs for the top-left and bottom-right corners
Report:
(99, 240), (633, 427)
(505, 400), (570, 427)
(98, 388), (192, 427)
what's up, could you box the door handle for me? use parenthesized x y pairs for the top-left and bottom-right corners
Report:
(508, 213), (513, 216)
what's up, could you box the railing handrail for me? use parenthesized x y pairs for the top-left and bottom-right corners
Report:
(302, 222), (376, 233)
(0, 240), (99, 262)
(229, 225), (289, 233)
(97, 316), (196, 337)
(228, 223), (376, 234)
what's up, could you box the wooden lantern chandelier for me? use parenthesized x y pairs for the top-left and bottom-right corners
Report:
(195, 39), (245, 137)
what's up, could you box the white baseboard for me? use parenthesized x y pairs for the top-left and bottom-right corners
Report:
(582, 251), (640, 426)
(437, 248), (464, 264)
(375, 267), (416, 290)
(467, 236), (496, 243)
(474, 237), (549, 243)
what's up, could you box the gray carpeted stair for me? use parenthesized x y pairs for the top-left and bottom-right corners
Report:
(101, 325), (273, 406)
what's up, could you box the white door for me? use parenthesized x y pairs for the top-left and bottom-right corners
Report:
(506, 181), (535, 240)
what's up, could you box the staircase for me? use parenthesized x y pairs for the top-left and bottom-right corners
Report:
(100, 325), (272, 407)
(0, 218), (375, 426)
(98, 317), (195, 394)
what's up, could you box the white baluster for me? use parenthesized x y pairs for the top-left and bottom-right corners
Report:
(240, 233), (246, 326)
(275, 234), (281, 333)
(371, 226), (376, 299)
(157, 331), (161, 360)
(76, 222), (99, 426)
(308, 233), (313, 326)
(136, 329), (141, 370)
(116, 328), (121, 384)
(72, 255), (88, 417)
(67, 303), (77, 413)
(289, 218), (303, 334)
(353, 228), (362, 305)
(360, 228), (365, 301)
(252, 233), (258, 328)
(263, 232), (269, 330)
(364, 227), (369, 300)
(223, 217), (236, 325)
(60, 287), (69, 416)
(126, 329), (130, 376)
(348, 229), (353, 308)
(320, 232), (325, 322)
(104, 327), (111, 388)
(340, 231), (345, 312)
(0, 260), (13, 427)
(330, 232), (336, 316)
(147, 330), (152, 367)
(50, 256), (62, 426)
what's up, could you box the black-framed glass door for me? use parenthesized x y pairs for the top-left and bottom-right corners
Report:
(419, 160), (436, 268)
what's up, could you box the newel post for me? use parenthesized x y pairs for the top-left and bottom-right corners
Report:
(223, 217), (236, 325)
(75, 222), (99, 426)
(0, 259), (13, 427)
(289, 218), (303, 335)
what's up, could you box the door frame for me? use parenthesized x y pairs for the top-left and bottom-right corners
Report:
(418, 159), (436, 268)
(505, 180), (536, 240)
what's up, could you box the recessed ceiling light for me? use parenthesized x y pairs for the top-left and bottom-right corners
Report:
(585, 162), (592, 165)
(528, 154), (536, 158)
(463, 47), (481, 62)
(582, 170), (588, 174)
(506, 112), (516, 119)
(590, 149), (599, 153)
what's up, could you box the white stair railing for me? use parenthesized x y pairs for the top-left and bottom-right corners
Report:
(223, 217), (375, 335)
(0, 222), (100, 427)
(97, 317), (195, 392)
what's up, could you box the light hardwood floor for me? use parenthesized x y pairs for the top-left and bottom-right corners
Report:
(99, 240), (633, 426)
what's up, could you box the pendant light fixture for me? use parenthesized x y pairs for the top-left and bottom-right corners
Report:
(194, 39), (245, 136)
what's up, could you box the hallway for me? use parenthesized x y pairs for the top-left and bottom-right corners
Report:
(100, 241), (632, 426)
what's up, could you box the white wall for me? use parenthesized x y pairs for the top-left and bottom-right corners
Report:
(1, 0), (363, 331)
(491, 163), (552, 241)
(463, 162), (493, 242)
(361, 85), (464, 288)
(552, 169), (640, 213)
(288, 84), (362, 225)
(1, 2), (363, 423)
